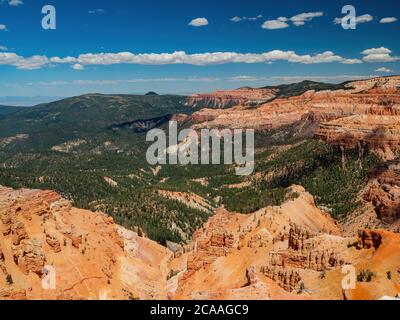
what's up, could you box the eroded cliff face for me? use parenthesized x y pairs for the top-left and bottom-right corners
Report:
(185, 87), (278, 109)
(0, 186), (172, 300)
(364, 161), (400, 224)
(169, 186), (400, 300)
(190, 76), (400, 159)
(0, 185), (399, 300)
(341, 160), (400, 235)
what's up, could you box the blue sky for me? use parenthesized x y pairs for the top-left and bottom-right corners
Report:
(0, 0), (399, 103)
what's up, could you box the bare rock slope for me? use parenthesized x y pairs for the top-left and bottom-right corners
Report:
(0, 186), (171, 300)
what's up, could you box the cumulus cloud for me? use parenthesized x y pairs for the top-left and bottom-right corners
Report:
(355, 14), (374, 24)
(53, 50), (359, 67)
(361, 47), (400, 62)
(375, 67), (393, 73)
(7, 47), (393, 70)
(341, 58), (363, 64)
(290, 12), (323, 26)
(0, 50), (369, 70)
(380, 17), (398, 24)
(230, 15), (263, 22)
(50, 56), (78, 64)
(72, 63), (84, 70)
(334, 14), (373, 25)
(262, 20), (289, 30)
(0, 24), (7, 31)
(188, 18), (209, 27)
(362, 47), (391, 55)
(0, 45), (7, 51)
(8, 0), (22, 5)
(262, 12), (323, 30)
(1, 0), (22, 6)
(230, 16), (242, 22)
(0, 52), (49, 70)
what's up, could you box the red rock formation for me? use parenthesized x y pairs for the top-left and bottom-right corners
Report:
(185, 87), (277, 109)
(356, 229), (383, 250)
(1, 184), (400, 300)
(189, 76), (400, 159)
(260, 266), (302, 293)
(0, 186), (172, 300)
(172, 186), (400, 300)
(364, 161), (400, 222)
(13, 239), (45, 276)
(288, 223), (314, 251)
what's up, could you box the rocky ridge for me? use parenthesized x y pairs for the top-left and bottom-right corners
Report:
(190, 76), (400, 159)
(185, 87), (277, 109)
(170, 187), (400, 300)
(0, 186), (171, 300)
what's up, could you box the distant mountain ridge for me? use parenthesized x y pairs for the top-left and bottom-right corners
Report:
(184, 80), (349, 109)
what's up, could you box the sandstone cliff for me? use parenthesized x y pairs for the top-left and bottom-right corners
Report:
(1, 185), (399, 300)
(0, 186), (172, 300)
(185, 87), (277, 109)
(168, 186), (400, 300)
(190, 76), (400, 159)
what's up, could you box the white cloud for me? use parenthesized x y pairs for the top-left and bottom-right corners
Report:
(230, 15), (263, 22)
(356, 14), (374, 24)
(1, 48), (376, 70)
(334, 14), (373, 25)
(9, 0), (22, 5)
(262, 20), (289, 30)
(380, 17), (398, 24)
(1, 0), (22, 6)
(50, 56), (78, 64)
(375, 67), (393, 73)
(88, 9), (105, 14)
(290, 12), (323, 26)
(0, 52), (49, 70)
(362, 47), (392, 55)
(189, 18), (209, 27)
(72, 63), (84, 70)
(341, 59), (363, 64)
(361, 47), (400, 62)
(230, 16), (242, 22)
(0, 24), (7, 31)
(63, 50), (359, 66)
(262, 12), (323, 30)
(0, 45), (7, 51)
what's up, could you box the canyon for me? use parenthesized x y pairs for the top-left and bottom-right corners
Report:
(1, 184), (399, 300)
(190, 76), (400, 159)
(1, 75), (400, 300)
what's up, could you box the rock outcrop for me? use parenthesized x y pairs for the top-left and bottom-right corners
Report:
(190, 76), (400, 159)
(183, 211), (236, 280)
(171, 185), (400, 300)
(0, 186), (172, 300)
(1, 184), (400, 300)
(364, 161), (400, 222)
(356, 229), (383, 250)
(260, 266), (302, 293)
(185, 87), (277, 109)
